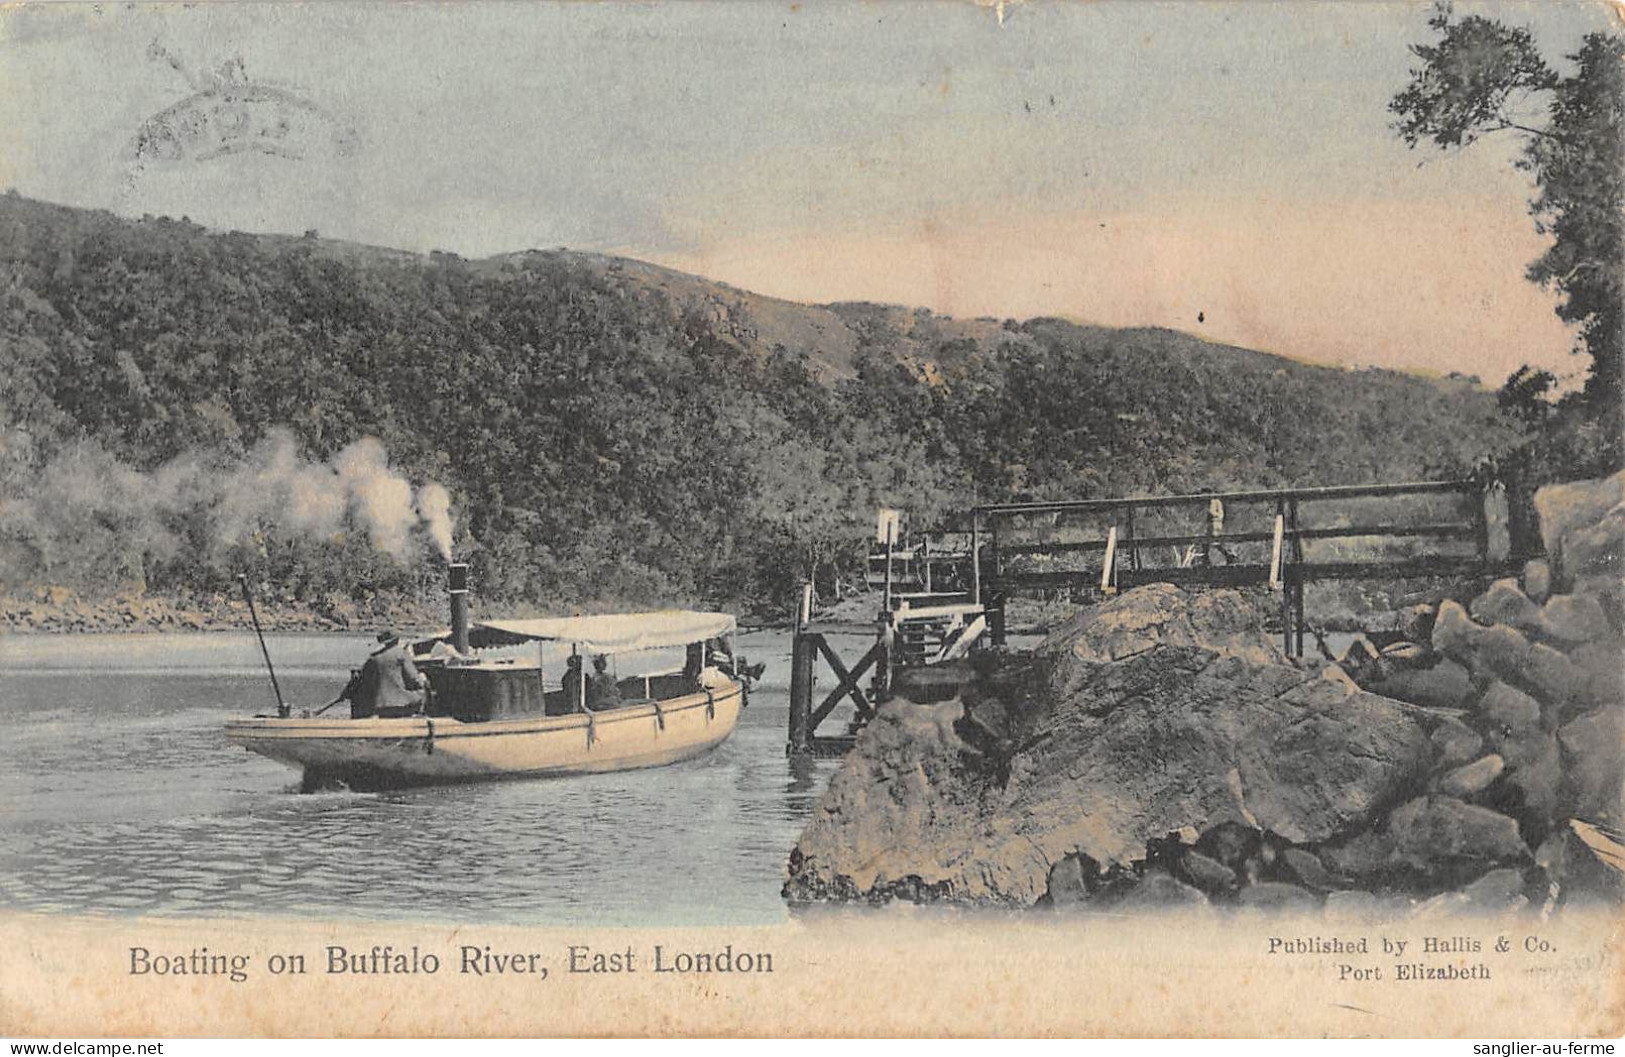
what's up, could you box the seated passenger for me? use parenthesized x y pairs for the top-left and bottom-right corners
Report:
(683, 642), (705, 685)
(697, 664), (732, 690)
(561, 654), (587, 712)
(587, 654), (622, 711)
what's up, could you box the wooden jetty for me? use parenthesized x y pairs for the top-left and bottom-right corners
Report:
(786, 476), (1523, 755)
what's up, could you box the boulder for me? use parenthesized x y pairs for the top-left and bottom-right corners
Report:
(1431, 717), (1484, 769)
(1115, 871), (1209, 910)
(1535, 471), (1625, 587)
(1523, 559), (1553, 605)
(1536, 820), (1625, 906)
(1044, 853), (1093, 907)
(1558, 708), (1624, 823)
(1565, 640), (1625, 715)
(1371, 658), (1473, 710)
(1193, 820), (1263, 872)
(1280, 847), (1345, 891)
(786, 585), (1432, 905)
(1499, 733), (1564, 830)
(1476, 623), (1537, 683)
(1478, 680), (1542, 734)
(1437, 755), (1503, 798)
(1489, 720), (1551, 770)
(1236, 882), (1320, 912)
(1433, 600), (1533, 681)
(1179, 849), (1238, 893)
(1458, 867), (1531, 911)
(1430, 600), (1476, 660)
(1519, 644), (1590, 722)
(1572, 575), (1625, 635)
(1539, 594), (1608, 647)
(1316, 662), (1362, 697)
(1340, 635), (1382, 671)
(1401, 604), (1438, 645)
(1323, 797), (1530, 885)
(1411, 867), (1528, 917)
(1052, 582), (1282, 667)
(1470, 579), (1546, 637)
(782, 696), (989, 904)
(1558, 503), (1625, 583)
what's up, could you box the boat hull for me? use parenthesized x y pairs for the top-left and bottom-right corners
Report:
(224, 681), (743, 790)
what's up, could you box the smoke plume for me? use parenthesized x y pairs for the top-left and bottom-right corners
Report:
(1, 429), (457, 589)
(414, 483), (454, 562)
(205, 431), (453, 560)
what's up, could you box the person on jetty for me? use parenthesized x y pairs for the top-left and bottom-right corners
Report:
(345, 631), (427, 718)
(587, 654), (622, 711)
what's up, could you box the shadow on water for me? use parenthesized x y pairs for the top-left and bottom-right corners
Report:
(785, 754), (823, 798)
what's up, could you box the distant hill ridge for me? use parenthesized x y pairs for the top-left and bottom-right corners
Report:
(0, 192), (1522, 611)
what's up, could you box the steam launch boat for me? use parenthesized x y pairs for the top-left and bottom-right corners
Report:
(225, 564), (755, 791)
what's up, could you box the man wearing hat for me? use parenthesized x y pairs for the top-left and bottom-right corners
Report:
(344, 630), (428, 718)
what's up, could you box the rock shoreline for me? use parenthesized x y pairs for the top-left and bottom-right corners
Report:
(785, 471), (1625, 917)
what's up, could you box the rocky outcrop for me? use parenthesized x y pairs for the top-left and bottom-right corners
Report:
(785, 584), (1432, 906)
(1536, 472), (1625, 584)
(1321, 470), (1623, 909)
(786, 470), (1624, 915)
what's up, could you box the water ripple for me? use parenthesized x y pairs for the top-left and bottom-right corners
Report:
(0, 633), (840, 925)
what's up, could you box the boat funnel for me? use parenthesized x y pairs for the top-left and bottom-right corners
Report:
(449, 562), (470, 655)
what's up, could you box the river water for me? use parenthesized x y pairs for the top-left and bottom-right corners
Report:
(0, 630), (855, 926)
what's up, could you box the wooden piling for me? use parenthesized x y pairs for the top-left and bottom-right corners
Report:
(1289, 499), (1305, 657)
(871, 620), (891, 707)
(1273, 501), (1290, 655)
(1125, 505), (1140, 572)
(970, 511), (982, 605)
(1101, 525), (1118, 594)
(787, 584), (816, 755)
(882, 520), (895, 617)
(1473, 484), (1492, 564)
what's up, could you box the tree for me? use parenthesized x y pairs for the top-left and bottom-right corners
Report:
(1391, 4), (1624, 475)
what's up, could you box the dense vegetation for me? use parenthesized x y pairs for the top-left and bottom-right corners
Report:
(0, 194), (1524, 616)
(1393, 6), (1624, 479)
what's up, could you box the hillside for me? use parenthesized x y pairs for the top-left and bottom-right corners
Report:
(0, 193), (1524, 616)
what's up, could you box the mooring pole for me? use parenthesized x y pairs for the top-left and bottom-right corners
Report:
(988, 515), (1007, 647)
(788, 583), (815, 754)
(1101, 525), (1118, 594)
(238, 573), (287, 718)
(1272, 502), (1291, 655)
(1473, 479), (1493, 565)
(872, 618), (892, 707)
(1125, 504), (1140, 572)
(1289, 499), (1305, 658)
(882, 519), (896, 617)
(970, 511), (982, 606)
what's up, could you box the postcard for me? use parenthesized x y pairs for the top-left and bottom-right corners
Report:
(0, 0), (1620, 1040)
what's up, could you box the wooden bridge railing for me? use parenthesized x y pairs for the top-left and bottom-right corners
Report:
(791, 477), (1522, 753)
(971, 478), (1519, 656)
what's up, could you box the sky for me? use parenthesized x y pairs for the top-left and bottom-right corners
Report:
(1, 1), (1619, 385)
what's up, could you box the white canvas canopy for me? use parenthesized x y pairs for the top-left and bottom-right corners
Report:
(464, 611), (736, 653)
